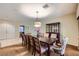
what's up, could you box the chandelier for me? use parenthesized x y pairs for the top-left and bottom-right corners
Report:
(34, 11), (41, 27)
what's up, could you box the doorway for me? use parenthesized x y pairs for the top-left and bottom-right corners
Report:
(19, 25), (25, 37)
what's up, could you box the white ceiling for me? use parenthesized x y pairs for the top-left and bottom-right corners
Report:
(0, 3), (77, 21)
(20, 3), (54, 18)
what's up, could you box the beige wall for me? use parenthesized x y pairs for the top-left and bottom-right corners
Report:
(0, 19), (33, 39)
(0, 13), (78, 46)
(40, 13), (79, 46)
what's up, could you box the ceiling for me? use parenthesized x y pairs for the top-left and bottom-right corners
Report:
(0, 3), (77, 21)
(20, 3), (55, 18)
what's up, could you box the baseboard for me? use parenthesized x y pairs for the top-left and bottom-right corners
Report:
(67, 44), (79, 50)
(0, 43), (22, 49)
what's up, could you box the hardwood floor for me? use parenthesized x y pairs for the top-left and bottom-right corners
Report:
(0, 44), (27, 56)
(65, 45), (79, 56)
(0, 44), (79, 56)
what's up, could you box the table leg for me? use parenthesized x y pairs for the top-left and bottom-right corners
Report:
(47, 44), (50, 56)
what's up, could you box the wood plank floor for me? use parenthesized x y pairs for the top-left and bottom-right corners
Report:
(0, 44), (79, 56)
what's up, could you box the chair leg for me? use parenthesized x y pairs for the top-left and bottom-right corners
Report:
(34, 52), (36, 56)
(25, 44), (28, 48)
(33, 50), (36, 56)
(22, 40), (24, 45)
(60, 54), (64, 56)
(32, 47), (34, 55)
(46, 51), (48, 56)
(28, 44), (30, 50)
(32, 51), (34, 55)
(39, 53), (41, 56)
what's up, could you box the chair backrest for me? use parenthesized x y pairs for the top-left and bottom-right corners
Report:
(51, 33), (57, 38)
(33, 37), (41, 53)
(21, 33), (26, 41)
(25, 35), (30, 45)
(60, 37), (68, 55)
(25, 35), (29, 42)
(44, 33), (49, 38)
(28, 35), (34, 46)
(39, 33), (44, 37)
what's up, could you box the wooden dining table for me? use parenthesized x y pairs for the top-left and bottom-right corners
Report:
(32, 35), (57, 56)
(39, 37), (56, 56)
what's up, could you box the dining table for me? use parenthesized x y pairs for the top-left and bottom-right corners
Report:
(32, 35), (56, 56)
(39, 37), (56, 56)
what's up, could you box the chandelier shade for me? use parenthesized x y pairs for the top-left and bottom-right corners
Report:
(34, 21), (41, 27)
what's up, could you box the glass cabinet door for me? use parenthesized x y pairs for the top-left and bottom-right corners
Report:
(46, 22), (60, 33)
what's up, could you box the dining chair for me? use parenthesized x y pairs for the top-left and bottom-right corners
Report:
(20, 33), (27, 46)
(25, 35), (31, 50)
(50, 36), (68, 56)
(28, 35), (35, 55)
(50, 33), (58, 45)
(33, 37), (48, 56)
(25, 35), (31, 48)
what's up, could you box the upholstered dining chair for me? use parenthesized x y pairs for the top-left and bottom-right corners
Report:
(50, 36), (68, 56)
(33, 37), (48, 56)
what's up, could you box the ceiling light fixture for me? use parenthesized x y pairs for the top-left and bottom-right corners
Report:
(34, 11), (41, 27)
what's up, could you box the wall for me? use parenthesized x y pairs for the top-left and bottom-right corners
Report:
(0, 19), (33, 40)
(0, 20), (17, 40)
(0, 13), (78, 46)
(76, 4), (79, 18)
(78, 20), (79, 48)
(40, 13), (78, 46)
